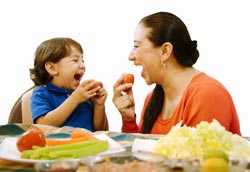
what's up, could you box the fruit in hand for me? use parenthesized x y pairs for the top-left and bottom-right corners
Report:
(92, 81), (103, 97)
(123, 73), (134, 92)
(123, 73), (134, 84)
(17, 128), (46, 152)
(93, 81), (103, 89)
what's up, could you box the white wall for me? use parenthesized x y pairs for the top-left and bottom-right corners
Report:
(0, 0), (249, 136)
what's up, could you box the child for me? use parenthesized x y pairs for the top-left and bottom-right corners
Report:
(30, 37), (108, 131)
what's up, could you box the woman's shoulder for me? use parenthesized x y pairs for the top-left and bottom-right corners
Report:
(190, 72), (226, 89)
(187, 72), (231, 96)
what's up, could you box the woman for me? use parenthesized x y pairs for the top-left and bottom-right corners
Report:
(112, 12), (241, 135)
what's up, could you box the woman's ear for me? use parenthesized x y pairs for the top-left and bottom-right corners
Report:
(160, 42), (173, 64)
(45, 62), (58, 76)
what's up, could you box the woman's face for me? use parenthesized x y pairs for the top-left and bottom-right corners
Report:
(129, 24), (162, 85)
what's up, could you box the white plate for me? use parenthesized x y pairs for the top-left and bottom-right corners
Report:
(0, 133), (125, 163)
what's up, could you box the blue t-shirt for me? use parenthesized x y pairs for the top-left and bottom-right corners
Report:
(31, 83), (94, 131)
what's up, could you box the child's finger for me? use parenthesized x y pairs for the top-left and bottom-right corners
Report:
(81, 79), (94, 85)
(81, 80), (98, 91)
(97, 88), (107, 97)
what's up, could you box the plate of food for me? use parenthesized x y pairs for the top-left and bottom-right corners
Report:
(0, 127), (125, 163)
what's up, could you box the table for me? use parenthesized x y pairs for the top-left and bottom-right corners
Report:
(0, 158), (89, 172)
(0, 124), (162, 172)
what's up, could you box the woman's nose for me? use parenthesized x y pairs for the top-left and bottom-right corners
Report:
(128, 51), (135, 61)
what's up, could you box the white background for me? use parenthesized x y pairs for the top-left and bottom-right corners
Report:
(0, 0), (249, 135)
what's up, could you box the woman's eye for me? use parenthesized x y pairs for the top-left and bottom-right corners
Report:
(134, 45), (139, 48)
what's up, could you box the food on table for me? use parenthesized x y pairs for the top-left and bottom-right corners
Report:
(46, 129), (95, 146)
(90, 158), (167, 172)
(16, 128), (46, 152)
(200, 158), (229, 172)
(35, 160), (79, 172)
(45, 137), (95, 146)
(71, 129), (94, 139)
(154, 120), (250, 160)
(203, 148), (229, 162)
(16, 128), (108, 160)
(200, 149), (229, 172)
(22, 139), (108, 160)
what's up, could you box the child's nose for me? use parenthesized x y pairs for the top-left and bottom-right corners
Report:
(79, 61), (85, 69)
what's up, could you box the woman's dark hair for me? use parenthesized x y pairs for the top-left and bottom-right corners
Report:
(30, 37), (83, 86)
(143, 84), (164, 133)
(141, 12), (199, 133)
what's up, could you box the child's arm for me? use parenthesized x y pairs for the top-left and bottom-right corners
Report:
(93, 104), (108, 130)
(36, 80), (100, 127)
(36, 94), (79, 126)
(91, 87), (109, 130)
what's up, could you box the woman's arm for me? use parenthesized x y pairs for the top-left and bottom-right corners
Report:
(112, 75), (139, 132)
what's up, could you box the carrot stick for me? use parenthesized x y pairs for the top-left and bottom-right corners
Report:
(71, 129), (94, 139)
(46, 137), (96, 146)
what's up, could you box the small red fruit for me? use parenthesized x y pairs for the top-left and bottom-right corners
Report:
(94, 81), (103, 88)
(123, 74), (134, 84)
(16, 128), (46, 152)
(123, 74), (134, 92)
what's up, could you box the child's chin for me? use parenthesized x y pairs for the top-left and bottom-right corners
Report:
(73, 81), (80, 88)
(72, 85), (78, 90)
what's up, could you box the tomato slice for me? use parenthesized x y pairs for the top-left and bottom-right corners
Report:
(16, 128), (46, 152)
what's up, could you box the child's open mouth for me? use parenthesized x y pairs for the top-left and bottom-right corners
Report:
(74, 73), (82, 82)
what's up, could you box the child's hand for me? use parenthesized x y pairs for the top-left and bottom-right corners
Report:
(72, 80), (102, 104)
(91, 85), (107, 106)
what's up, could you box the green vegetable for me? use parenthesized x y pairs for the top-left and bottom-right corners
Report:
(21, 140), (108, 160)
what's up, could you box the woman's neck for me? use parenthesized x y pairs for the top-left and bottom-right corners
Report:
(161, 66), (200, 100)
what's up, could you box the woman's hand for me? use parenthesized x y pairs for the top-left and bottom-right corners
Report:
(112, 75), (135, 121)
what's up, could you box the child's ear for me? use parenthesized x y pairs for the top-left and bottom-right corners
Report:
(45, 62), (58, 76)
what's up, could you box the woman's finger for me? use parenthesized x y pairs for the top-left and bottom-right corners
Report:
(113, 74), (125, 88)
(114, 95), (133, 109)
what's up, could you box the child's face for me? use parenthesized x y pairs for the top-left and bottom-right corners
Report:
(51, 46), (85, 90)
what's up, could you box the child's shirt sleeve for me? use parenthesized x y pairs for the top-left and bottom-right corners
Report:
(31, 87), (52, 123)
